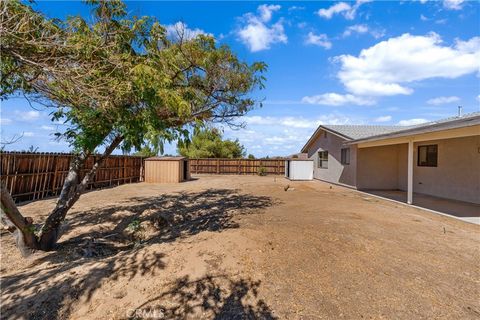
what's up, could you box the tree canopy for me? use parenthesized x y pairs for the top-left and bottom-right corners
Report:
(177, 128), (245, 158)
(0, 0), (266, 254)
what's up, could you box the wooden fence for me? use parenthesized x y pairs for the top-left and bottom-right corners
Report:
(0, 152), (144, 203)
(189, 158), (285, 175)
(0, 153), (286, 203)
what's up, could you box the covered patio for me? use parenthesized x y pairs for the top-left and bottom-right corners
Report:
(367, 190), (480, 224)
(352, 116), (480, 223)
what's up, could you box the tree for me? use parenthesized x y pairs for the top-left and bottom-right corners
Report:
(0, 0), (266, 255)
(247, 154), (255, 159)
(177, 128), (245, 158)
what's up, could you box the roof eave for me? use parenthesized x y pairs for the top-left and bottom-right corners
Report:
(348, 116), (480, 145)
(301, 126), (352, 153)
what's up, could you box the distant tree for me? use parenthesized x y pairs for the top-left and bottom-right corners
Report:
(177, 128), (245, 158)
(247, 154), (255, 159)
(132, 146), (157, 157)
(0, 0), (265, 255)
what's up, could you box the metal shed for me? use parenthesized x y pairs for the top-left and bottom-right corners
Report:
(144, 157), (190, 183)
(285, 159), (313, 180)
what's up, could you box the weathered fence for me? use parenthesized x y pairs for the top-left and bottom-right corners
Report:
(0, 152), (144, 203)
(0, 153), (286, 203)
(189, 158), (285, 175)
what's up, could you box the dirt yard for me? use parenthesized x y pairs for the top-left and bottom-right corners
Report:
(1, 176), (479, 319)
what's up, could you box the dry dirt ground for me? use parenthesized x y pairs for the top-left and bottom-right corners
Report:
(1, 175), (479, 319)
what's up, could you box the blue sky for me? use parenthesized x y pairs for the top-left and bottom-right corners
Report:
(1, 0), (479, 156)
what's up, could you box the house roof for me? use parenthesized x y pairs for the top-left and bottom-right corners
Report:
(301, 112), (480, 152)
(349, 112), (480, 144)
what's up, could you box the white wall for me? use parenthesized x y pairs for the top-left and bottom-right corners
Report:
(286, 160), (313, 180)
(305, 130), (357, 187)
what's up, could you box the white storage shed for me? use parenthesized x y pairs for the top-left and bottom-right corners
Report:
(285, 159), (314, 180)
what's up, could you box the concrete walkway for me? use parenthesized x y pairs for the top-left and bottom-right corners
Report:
(367, 190), (480, 225)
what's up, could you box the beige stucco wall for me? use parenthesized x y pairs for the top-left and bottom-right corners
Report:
(413, 136), (480, 204)
(356, 135), (480, 204)
(356, 144), (405, 190)
(305, 130), (357, 187)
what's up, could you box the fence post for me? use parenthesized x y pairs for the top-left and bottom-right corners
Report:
(217, 159), (220, 174)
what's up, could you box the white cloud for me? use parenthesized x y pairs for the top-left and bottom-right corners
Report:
(243, 114), (353, 129)
(0, 118), (12, 125)
(335, 33), (480, 97)
(16, 110), (40, 121)
(476, 94), (480, 102)
(427, 96), (460, 105)
(343, 24), (385, 39)
(23, 132), (35, 137)
(165, 22), (212, 40)
(305, 32), (332, 49)
(40, 125), (55, 130)
(258, 4), (281, 22)
(237, 5), (287, 52)
(374, 115), (392, 122)
(343, 24), (369, 37)
(288, 6), (305, 11)
(398, 118), (429, 126)
(420, 14), (429, 21)
(443, 0), (464, 10)
(316, 0), (371, 20)
(223, 114), (359, 156)
(301, 93), (376, 106)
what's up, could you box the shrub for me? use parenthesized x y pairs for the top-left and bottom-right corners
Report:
(258, 166), (267, 176)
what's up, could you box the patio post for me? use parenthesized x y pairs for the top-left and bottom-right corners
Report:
(407, 140), (414, 204)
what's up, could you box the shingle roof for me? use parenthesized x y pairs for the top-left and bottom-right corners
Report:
(301, 112), (480, 152)
(349, 112), (480, 143)
(321, 125), (404, 140)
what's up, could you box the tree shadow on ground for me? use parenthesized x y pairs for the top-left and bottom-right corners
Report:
(130, 274), (277, 320)
(1, 189), (276, 320)
(62, 188), (275, 248)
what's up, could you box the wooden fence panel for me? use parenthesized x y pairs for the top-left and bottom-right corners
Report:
(189, 158), (285, 175)
(0, 152), (144, 203)
(1, 153), (285, 203)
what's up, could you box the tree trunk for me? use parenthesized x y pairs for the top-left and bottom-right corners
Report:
(38, 135), (123, 250)
(1, 181), (39, 256)
(0, 134), (124, 254)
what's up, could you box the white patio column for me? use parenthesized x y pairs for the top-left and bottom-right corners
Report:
(407, 140), (414, 204)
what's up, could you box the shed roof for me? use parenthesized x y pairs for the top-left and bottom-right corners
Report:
(145, 156), (186, 161)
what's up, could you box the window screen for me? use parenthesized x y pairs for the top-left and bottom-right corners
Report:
(341, 148), (350, 165)
(318, 151), (328, 168)
(418, 145), (437, 167)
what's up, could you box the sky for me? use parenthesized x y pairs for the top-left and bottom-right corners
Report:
(1, 0), (479, 157)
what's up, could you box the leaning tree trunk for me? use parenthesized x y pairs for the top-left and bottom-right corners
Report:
(38, 135), (124, 250)
(1, 183), (39, 256)
(0, 135), (124, 255)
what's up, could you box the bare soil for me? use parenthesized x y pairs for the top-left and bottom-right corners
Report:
(1, 175), (479, 319)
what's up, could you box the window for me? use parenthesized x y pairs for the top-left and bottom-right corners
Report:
(318, 151), (328, 168)
(341, 148), (350, 165)
(418, 145), (438, 167)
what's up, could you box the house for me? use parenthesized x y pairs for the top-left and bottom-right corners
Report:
(301, 112), (480, 205)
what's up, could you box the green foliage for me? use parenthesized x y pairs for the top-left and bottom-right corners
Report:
(247, 154), (255, 159)
(1, 0), (266, 156)
(133, 146), (157, 157)
(177, 128), (245, 159)
(257, 166), (267, 176)
(127, 219), (142, 233)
